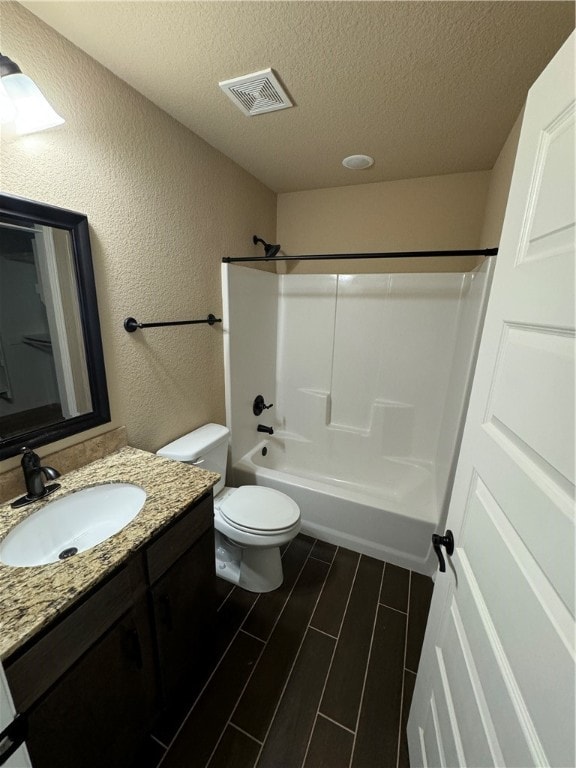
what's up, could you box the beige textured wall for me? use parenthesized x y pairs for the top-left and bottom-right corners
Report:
(276, 171), (491, 274)
(0, 2), (276, 473)
(480, 109), (524, 247)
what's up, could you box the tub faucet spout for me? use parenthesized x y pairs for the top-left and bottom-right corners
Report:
(257, 425), (274, 435)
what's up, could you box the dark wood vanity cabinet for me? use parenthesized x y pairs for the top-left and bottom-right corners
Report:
(151, 529), (216, 709)
(4, 492), (216, 768)
(25, 600), (156, 768)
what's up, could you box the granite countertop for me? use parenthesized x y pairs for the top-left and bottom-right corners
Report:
(0, 446), (219, 660)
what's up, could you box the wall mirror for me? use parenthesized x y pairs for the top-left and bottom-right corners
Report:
(0, 193), (110, 460)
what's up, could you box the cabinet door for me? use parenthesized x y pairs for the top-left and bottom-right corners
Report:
(152, 528), (217, 709)
(25, 600), (156, 768)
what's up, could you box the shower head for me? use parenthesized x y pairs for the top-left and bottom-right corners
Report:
(253, 235), (281, 259)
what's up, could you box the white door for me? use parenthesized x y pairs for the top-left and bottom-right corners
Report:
(407, 32), (575, 768)
(0, 663), (31, 767)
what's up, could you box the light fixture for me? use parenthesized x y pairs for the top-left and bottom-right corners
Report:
(0, 53), (64, 135)
(342, 154), (374, 170)
(253, 235), (281, 258)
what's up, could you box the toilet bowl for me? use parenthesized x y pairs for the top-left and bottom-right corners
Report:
(214, 486), (300, 592)
(157, 424), (301, 593)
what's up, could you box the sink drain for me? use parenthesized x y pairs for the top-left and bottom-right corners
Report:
(59, 547), (78, 560)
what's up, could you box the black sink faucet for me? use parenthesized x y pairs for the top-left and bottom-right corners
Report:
(11, 447), (61, 509)
(257, 425), (274, 435)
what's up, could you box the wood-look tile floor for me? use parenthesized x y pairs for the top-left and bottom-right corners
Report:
(151, 534), (433, 768)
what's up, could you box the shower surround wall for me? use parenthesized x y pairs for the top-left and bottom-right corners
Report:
(222, 265), (279, 464)
(223, 262), (492, 575)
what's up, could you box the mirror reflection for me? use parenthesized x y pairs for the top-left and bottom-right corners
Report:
(0, 194), (110, 459)
(0, 220), (92, 438)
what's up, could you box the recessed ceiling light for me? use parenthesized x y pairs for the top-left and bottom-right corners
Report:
(342, 154), (374, 170)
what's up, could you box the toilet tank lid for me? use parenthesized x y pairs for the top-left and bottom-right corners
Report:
(156, 423), (230, 461)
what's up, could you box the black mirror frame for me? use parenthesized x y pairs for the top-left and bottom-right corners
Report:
(0, 192), (110, 460)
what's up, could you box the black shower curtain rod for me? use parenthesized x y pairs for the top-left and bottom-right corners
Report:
(222, 247), (498, 264)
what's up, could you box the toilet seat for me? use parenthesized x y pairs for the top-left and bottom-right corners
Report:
(216, 486), (300, 535)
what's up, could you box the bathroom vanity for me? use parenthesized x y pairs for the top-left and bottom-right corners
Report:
(0, 448), (220, 768)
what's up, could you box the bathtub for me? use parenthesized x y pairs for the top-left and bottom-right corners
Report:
(233, 436), (438, 576)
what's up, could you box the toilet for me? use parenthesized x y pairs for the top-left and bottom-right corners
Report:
(156, 424), (301, 593)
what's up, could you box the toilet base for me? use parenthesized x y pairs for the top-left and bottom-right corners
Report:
(214, 531), (283, 593)
(214, 536), (241, 586)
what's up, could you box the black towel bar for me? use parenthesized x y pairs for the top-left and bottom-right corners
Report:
(123, 314), (221, 332)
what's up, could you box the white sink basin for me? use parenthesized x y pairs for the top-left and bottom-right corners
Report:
(0, 483), (147, 567)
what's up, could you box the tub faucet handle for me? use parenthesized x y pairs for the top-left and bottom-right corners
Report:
(253, 395), (274, 416)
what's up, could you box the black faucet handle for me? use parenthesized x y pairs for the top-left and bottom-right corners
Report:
(20, 446), (41, 470)
(11, 447), (61, 508)
(253, 395), (274, 416)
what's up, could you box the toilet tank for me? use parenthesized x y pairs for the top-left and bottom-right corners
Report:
(156, 423), (230, 495)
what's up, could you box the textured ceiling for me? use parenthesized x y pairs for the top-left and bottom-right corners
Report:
(21, 1), (575, 193)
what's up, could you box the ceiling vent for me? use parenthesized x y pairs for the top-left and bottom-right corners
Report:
(219, 68), (293, 116)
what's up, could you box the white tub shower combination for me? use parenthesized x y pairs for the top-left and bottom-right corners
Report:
(223, 262), (493, 576)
